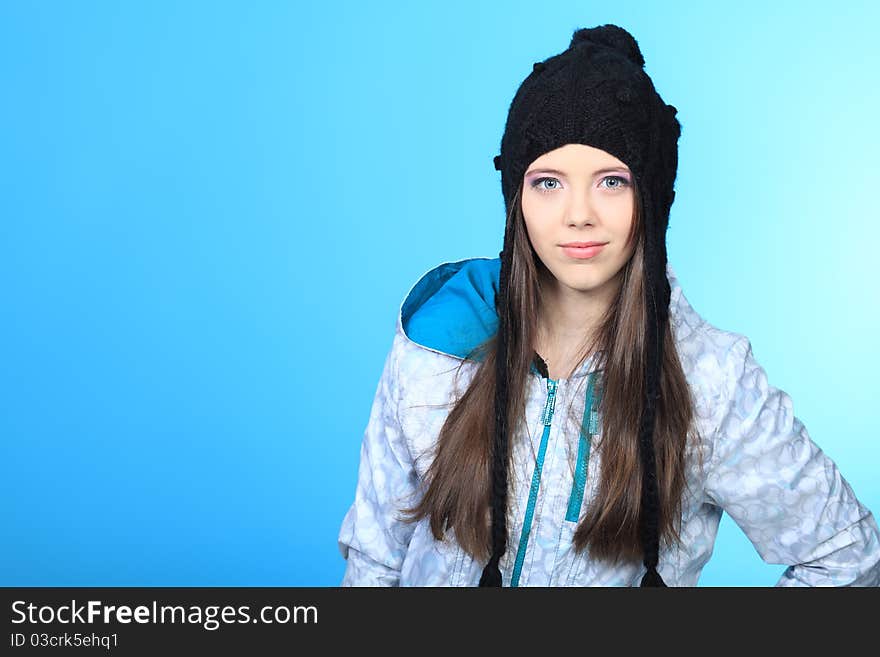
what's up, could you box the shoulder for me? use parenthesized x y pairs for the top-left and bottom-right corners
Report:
(388, 321), (467, 388)
(666, 264), (753, 429)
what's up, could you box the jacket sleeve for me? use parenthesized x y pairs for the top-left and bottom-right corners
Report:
(337, 332), (420, 586)
(704, 336), (880, 586)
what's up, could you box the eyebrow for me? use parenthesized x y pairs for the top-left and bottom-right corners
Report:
(525, 167), (631, 177)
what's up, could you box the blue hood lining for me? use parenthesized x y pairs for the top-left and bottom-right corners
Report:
(401, 257), (501, 361)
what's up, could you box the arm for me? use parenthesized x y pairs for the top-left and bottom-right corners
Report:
(337, 332), (420, 586)
(704, 337), (880, 586)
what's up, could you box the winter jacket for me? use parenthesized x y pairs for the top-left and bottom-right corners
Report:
(337, 256), (880, 586)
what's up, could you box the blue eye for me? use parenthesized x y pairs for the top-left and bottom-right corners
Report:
(531, 177), (560, 193)
(600, 175), (630, 190)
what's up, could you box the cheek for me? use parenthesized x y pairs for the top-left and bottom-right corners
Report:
(604, 198), (635, 239)
(522, 215), (548, 254)
(521, 204), (536, 241)
(522, 199), (553, 248)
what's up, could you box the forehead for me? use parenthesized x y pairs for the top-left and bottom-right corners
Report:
(527, 143), (629, 173)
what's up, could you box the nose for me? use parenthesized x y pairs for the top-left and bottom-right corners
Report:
(565, 188), (597, 227)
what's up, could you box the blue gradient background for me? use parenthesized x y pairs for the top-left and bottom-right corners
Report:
(2, 1), (877, 586)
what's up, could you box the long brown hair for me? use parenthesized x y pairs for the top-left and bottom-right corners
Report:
(400, 178), (703, 567)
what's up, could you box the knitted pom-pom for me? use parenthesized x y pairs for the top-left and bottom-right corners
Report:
(569, 24), (645, 68)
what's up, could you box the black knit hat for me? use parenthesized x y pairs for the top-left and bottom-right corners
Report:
(481, 24), (681, 587)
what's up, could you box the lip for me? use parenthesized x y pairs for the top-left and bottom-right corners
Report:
(560, 242), (607, 259)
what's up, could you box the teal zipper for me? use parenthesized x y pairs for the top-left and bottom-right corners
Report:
(510, 376), (558, 587)
(565, 372), (602, 521)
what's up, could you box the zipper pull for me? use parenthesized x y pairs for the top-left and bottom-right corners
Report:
(540, 379), (558, 426)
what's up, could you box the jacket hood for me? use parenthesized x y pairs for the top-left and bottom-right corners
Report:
(399, 256), (686, 362)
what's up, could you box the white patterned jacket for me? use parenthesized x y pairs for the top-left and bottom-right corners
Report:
(337, 257), (880, 586)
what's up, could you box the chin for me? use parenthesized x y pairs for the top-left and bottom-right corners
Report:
(563, 275), (609, 293)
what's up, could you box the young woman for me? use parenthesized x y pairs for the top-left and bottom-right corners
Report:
(337, 24), (880, 586)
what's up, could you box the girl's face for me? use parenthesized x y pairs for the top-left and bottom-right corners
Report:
(521, 143), (636, 300)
